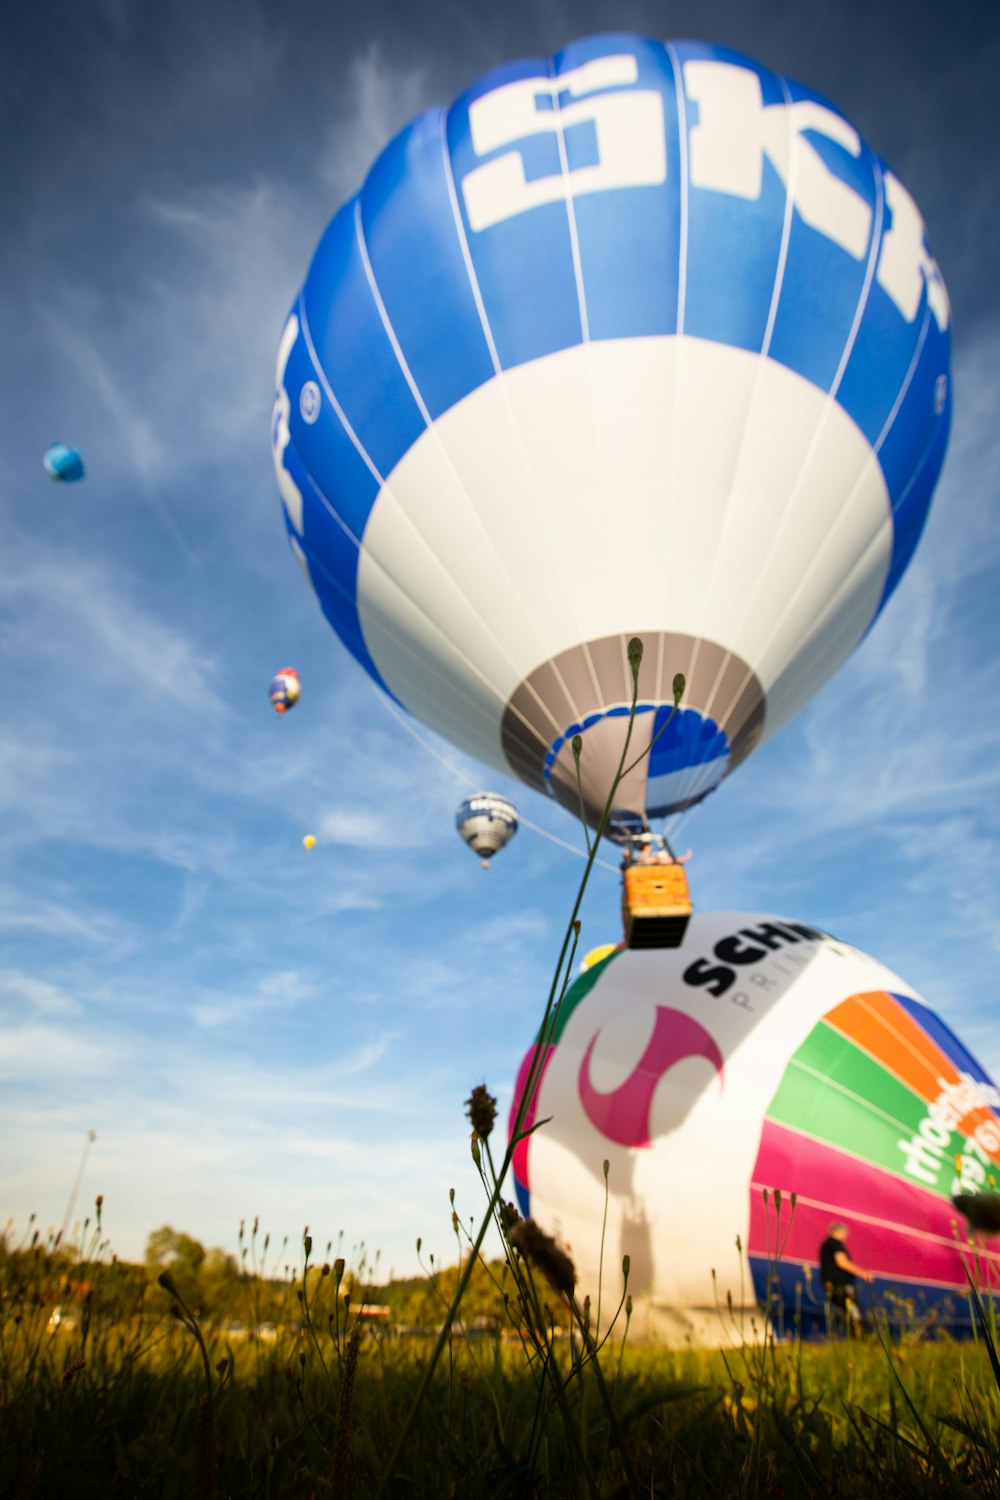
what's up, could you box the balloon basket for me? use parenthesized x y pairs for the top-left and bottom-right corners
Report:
(621, 864), (692, 950)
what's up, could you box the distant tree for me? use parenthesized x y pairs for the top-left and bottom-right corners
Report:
(145, 1226), (178, 1269)
(145, 1227), (206, 1274)
(145, 1226), (208, 1311)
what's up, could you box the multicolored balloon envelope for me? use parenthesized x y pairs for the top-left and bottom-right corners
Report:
(273, 34), (951, 835)
(509, 913), (1000, 1342)
(269, 667), (301, 714)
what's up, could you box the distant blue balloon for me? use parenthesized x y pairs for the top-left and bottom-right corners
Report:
(273, 34), (952, 835)
(43, 444), (85, 483)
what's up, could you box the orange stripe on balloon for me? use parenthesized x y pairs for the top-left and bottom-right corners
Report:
(826, 991), (1000, 1165)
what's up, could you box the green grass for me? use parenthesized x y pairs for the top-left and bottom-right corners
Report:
(2, 1224), (1000, 1499)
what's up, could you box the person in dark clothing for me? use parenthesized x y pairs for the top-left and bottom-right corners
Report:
(819, 1221), (872, 1334)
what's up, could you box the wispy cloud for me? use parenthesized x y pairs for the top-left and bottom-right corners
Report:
(0, 970), (80, 1018)
(318, 45), (431, 201)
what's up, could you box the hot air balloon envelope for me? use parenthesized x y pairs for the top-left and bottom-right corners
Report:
(510, 914), (1000, 1344)
(456, 792), (518, 862)
(269, 667), (301, 714)
(43, 443), (85, 482)
(274, 36), (951, 836)
(302, 834), (316, 850)
(581, 943), (621, 972)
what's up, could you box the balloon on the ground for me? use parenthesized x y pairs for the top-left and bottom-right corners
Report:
(43, 443), (85, 482)
(269, 667), (301, 714)
(273, 35), (951, 835)
(509, 914), (1000, 1343)
(302, 834), (316, 850)
(456, 793), (518, 866)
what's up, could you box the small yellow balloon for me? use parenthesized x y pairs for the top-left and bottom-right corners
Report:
(303, 834), (317, 850)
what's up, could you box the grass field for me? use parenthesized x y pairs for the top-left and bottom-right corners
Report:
(2, 1214), (1000, 1499)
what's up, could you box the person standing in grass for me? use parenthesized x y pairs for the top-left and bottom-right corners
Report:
(820, 1221), (872, 1334)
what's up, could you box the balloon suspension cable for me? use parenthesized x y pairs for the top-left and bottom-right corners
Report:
(369, 685), (619, 872)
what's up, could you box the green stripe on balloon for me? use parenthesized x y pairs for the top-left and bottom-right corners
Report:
(766, 1021), (967, 1197)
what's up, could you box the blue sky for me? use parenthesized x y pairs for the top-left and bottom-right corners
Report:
(1, 0), (998, 1275)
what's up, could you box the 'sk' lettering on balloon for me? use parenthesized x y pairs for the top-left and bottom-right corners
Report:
(273, 36), (951, 833)
(509, 914), (999, 1344)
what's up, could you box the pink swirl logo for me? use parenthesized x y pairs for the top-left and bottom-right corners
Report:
(579, 1006), (724, 1148)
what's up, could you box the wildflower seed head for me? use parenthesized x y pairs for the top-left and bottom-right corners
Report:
(672, 672), (685, 703)
(465, 1084), (498, 1139)
(572, 734), (583, 763)
(627, 637), (644, 683)
(509, 1218), (576, 1300)
(622, 1253), (630, 1285)
(470, 1134), (481, 1167)
(157, 1270), (179, 1298)
(499, 1200), (521, 1236)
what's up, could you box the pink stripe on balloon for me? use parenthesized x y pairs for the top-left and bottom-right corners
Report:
(509, 1043), (555, 1190)
(578, 1006), (724, 1149)
(750, 1120), (1000, 1286)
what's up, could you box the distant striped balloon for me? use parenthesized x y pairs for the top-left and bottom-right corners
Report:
(509, 914), (1000, 1342)
(273, 36), (951, 833)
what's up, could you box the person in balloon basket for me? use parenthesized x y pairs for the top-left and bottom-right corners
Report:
(820, 1222), (872, 1335)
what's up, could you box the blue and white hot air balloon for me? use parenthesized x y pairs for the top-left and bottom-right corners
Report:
(272, 35), (951, 836)
(456, 792), (519, 868)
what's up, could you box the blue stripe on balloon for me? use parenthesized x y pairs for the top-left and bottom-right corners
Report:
(648, 706), (728, 776)
(893, 995), (1000, 1118)
(446, 57), (587, 368)
(283, 310), (380, 543)
(553, 33), (683, 341)
(278, 437), (391, 695)
(359, 108), (497, 419)
(673, 42), (791, 354)
(765, 91), (881, 397)
(542, 703), (728, 815)
(301, 200), (425, 479)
